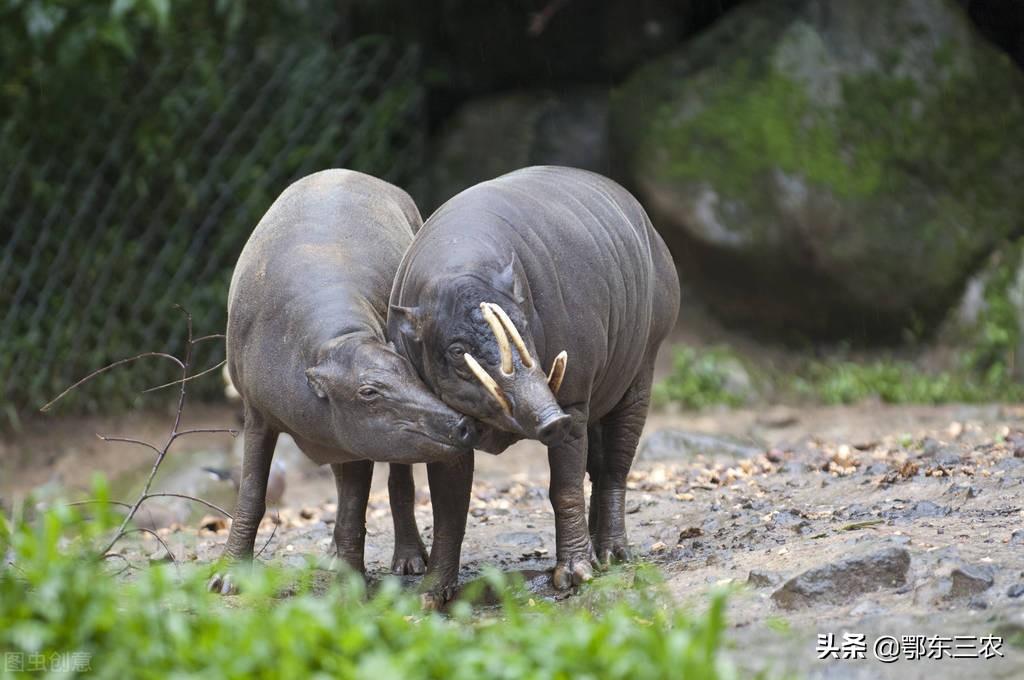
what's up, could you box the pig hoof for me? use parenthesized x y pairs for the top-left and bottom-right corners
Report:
(420, 584), (457, 611)
(552, 556), (595, 590)
(207, 572), (239, 595)
(596, 541), (632, 567)
(391, 544), (428, 576)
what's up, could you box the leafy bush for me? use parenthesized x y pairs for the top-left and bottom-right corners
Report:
(0, 500), (733, 679)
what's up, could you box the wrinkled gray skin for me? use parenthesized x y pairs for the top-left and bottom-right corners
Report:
(209, 170), (477, 594)
(388, 166), (680, 600)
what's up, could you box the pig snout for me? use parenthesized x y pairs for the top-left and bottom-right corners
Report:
(536, 409), (571, 446)
(452, 414), (478, 448)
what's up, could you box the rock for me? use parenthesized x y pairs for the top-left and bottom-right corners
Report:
(747, 569), (781, 588)
(1007, 583), (1024, 598)
(429, 89), (609, 210)
(1010, 529), (1024, 545)
(755, 406), (799, 429)
(612, 0), (1024, 338)
(678, 526), (703, 540)
(771, 546), (911, 610)
(948, 565), (995, 598)
(637, 429), (763, 461)
(884, 500), (950, 521)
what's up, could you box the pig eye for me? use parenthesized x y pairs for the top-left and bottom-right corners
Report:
(357, 385), (380, 401)
(446, 343), (466, 362)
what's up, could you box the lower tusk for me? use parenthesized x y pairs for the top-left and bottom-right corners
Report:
(480, 303), (513, 375)
(487, 303), (534, 369)
(547, 350), (567, 395)
(464, 352), (511, 414)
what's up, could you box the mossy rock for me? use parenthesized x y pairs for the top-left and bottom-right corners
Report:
(612, 0), (1024, 340)
(427, 89), (609, 210)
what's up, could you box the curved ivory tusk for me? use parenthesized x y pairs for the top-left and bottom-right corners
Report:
(464, 352), (511, 414)
(486, 303), (534, 369)
(479, 302), (513, 375)
(547, 350), (567, 395)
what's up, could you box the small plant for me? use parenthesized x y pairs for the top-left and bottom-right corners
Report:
(0, 502), (734, 679)
(653, 346), (750, 409)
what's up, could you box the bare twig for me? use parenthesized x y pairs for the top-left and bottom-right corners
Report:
(173, 427), (238, 439)
(39, 351), (184, 412)
(102, 552), (134, 577)
(120, 528), (178, 571)
(100, 308), (194, 556)
(255, 511), (280, 560)
(142, 359), (226, 394)
(44, 306), (235, 566)
(96, 434), (163, 456)
(191, 333), (226, 346)
(68, 499), (133, 511)
(144, 493), (232, 519)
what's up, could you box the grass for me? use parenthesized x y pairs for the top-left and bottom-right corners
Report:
(0, 488), (735, 680)
(654, 344), (1024, 410)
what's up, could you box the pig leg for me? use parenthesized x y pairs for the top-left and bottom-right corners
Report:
(550, 408), (598, 590)
(593, 360), (654, 565)
(331, 461), (373, 573)
(421, 454), (475, 608)
(388, 463), (428, 575)
(209, 406), (278, 594)
(586, 423), (605, 547)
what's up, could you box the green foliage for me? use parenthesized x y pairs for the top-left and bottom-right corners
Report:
(655, 344), (1024, 410)
(1, 3), (424, 425)
(653, 346), (748, 409)
(961, 242), (1024, 386)
(0, 501), (733, 680)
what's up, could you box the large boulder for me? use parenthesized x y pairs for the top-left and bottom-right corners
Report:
(612, 0), (1024, 339)
(427, 89), (609, 210)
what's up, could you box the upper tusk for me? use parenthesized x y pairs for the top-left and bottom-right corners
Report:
(464, 352), (511, 414)
(487, 303), (534, 369)
(547, 350), (567, 395)
(479, 302), (513, 375)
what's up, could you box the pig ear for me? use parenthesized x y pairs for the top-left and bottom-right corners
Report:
(494, 254), (526, 305)
(389, 304), (423, 342)
(305, 366), (331, 400)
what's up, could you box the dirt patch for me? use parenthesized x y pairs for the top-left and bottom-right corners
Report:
(5, 402), (1024, 678)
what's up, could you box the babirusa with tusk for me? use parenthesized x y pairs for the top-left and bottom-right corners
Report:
(479, 302), (513, 374)
(463, 352), (511, 414)
(486, 302), (535, 368)
(547, 350), (567, 394)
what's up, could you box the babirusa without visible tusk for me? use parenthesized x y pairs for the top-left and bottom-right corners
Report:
(464, 352), (511, 414)
(547, 350), (567, 395)
(487, 303), (534, 369)
(479, 302), (513, 374)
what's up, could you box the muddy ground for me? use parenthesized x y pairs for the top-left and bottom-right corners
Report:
(4, 398), (1024, 679)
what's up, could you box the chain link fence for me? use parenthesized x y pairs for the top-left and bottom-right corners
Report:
(1, 36), (425, 427)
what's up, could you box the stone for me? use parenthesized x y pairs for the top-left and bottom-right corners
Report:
(948, 565), (994, 598)
(747, 569), (782, 588)
(1007, 583), (1024, 598)
(771, 546), (911, 610)
(429, 89), (609, 210)
(612, 0), (1024, 338)
(637, 429), (763, 461)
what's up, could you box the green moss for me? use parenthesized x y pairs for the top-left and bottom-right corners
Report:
(648, 63), (884, 200)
